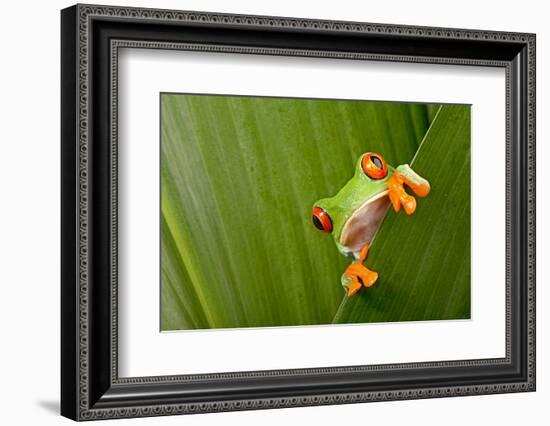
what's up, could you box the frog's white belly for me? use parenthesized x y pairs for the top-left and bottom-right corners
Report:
(339, 191), (390, 258)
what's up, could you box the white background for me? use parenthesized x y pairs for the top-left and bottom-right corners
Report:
(119, 50), (505, 377)
(0, 0), (547, 425)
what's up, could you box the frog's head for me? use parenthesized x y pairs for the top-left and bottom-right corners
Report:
(312, 152), (393, 258)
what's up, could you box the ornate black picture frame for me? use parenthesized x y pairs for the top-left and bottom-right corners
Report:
(61, 3), (536, 421)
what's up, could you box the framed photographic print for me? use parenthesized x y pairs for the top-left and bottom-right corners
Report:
(61, 4), (536, 421)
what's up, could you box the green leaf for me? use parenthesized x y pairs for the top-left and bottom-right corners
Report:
(332, 105), (471, 324)
(426, 104), (441, 123)
(161, 94), (431, 330)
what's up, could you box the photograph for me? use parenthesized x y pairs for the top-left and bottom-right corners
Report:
(160, 94), (471, 331)
(56, 3), (536, 421)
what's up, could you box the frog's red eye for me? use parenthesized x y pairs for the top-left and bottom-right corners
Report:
(361, 152), (387, 180)
(312, 206), (333, 233)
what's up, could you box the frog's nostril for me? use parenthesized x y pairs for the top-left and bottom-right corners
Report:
(312, 206), (333, 233)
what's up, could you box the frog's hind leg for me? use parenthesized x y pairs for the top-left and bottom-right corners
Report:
(354, 263), (378, 289)
(358, 243), (370, 263)
(357, 244), (378, 289)
(341, 254), (378, 297)
(342, 273), (363, 297)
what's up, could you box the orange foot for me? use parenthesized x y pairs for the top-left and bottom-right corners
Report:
(341, 244), (378, 296)
(387, 165), (430, 215)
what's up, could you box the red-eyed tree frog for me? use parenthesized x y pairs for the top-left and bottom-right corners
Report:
(312, 152), (430, 297)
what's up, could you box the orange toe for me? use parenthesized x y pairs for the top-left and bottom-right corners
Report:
(359, 269), (378, 288)
(388, 172), (426, 215)
(347, 279), (362, 296)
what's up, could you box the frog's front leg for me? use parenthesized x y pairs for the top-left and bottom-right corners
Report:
(341, 244), (378, 296)
(388, 164), (431, 215)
